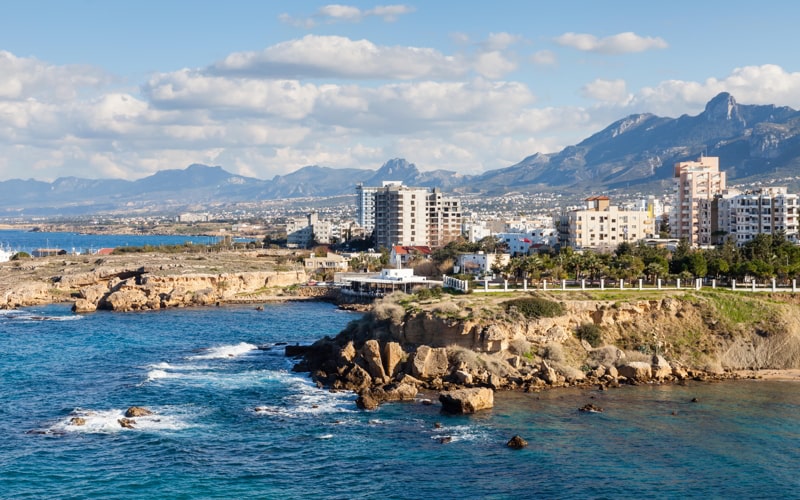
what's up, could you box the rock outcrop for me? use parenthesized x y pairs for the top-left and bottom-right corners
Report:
(439, 388), (494, 414)
(289, 291), (782, 409)
(507, 435), (529, 449)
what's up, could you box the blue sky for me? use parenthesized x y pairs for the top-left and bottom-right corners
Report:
(1, 1), (799, 181)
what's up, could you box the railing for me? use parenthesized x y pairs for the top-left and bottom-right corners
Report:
(442, 275), (469, 293)
(462, 277), (800, 294)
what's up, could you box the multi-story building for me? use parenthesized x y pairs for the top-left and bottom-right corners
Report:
(365, 183), (462, 250)
(457, 252), (510, 276)
(356, 181), (401, 233)
(286, 212), (337, 248)
(671, 156), (726, 246)
(374, 185), (430, 249)
(427, 188), (462, 248)
(715, 187), (799, 246)
(563, 196), (655, 250)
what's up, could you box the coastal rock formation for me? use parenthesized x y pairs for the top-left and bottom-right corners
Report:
(439, 387), (494, 414)
(507, 435), (528, 449)
(409, 346), (449, 380)
(67, 270), (310, 312)
(618, 362), (653, 382)
(125, 406), (153, 418)
(0, 251), (311, 311)
(2, 282), (51, 308)
(289, 290), (800, 408)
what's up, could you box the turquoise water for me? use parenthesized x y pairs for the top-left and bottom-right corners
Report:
(1, 302), (799, 499)
(0, 229), (221, 254)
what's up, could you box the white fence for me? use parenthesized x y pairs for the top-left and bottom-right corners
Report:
(444, 276), (800, 294)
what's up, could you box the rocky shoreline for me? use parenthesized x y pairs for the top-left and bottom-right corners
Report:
(0, 251), (329, 311)
(287, 332), (747, 413)
(287, 290), (800, 412)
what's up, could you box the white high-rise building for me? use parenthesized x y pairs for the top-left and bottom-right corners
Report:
(367, 183), (462, 250)
(716, 187), (799, 246)
(356, 181), (401, 233)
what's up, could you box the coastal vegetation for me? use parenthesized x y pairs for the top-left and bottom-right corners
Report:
(292, 285), (800, 409)
(426, 233), (800, 285)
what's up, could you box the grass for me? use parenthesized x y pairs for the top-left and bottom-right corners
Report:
(697, 290), (771, 325)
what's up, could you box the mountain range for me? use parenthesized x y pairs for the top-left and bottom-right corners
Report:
(3, 92), (800, 216)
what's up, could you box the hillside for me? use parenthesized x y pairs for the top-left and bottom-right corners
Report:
(3, 92), (800, 215)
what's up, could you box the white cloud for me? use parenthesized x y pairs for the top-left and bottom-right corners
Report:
(211, 35), (468, 80)
(581, 79), (631, 104)
(366, 5), (415, 22)
(484, 32), (523, 51)
(0, 50), (111, 100)
(630, 64), (800, 116)
(474, 51), (518, 79)
(531, 50), (557, 66)
(143, 69), (319, 119)
(279, 4), (414, 27)
(554, 32), (668, 54)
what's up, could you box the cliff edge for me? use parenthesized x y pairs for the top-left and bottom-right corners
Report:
(291, 290), (800, 407)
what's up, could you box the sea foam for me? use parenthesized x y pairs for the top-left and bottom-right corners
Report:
(190, 342), (258, 360)
(47, 407), (192, 434)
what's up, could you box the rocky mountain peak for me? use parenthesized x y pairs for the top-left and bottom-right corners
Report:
(704, 92), (744, 124)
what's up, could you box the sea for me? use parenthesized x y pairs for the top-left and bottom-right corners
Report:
(2, 303), (799, 499)
(0, 229), (222, 255)
(1, 232), (800, 499)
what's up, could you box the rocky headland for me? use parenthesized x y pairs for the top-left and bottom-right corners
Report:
(289, 289), (800, 411)
(0, 250), (328, 311)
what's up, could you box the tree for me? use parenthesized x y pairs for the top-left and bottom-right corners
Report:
(687, 252), (708, 278)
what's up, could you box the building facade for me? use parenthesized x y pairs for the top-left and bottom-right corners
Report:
(356, 181), (401, 233)
(427, 188), (462, 248)
(671, 156), (726, 246)
(564, 196), (655, 250)
(716, 187), (799, 246)
(364, 183), (462, 250)
(286, 212), (337, 248)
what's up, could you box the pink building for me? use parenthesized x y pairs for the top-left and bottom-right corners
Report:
(671, 156), (726, 246)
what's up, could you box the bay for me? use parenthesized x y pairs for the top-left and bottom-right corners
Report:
(0, 229), (221, 255)
(1, 302), (799, 499)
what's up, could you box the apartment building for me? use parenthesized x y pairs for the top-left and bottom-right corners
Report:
(286, 212), (337, 248)
(356, 181), (401, 232)
(427, 188), (462, 247)
(367, 183), (462, 250)
(716, 187), (799, 245)
(671, 156), (726, 246)
(564, 196), (655, 250)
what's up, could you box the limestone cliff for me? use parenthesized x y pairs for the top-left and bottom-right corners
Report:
(0, 252), (310, 311)
(291, 290), (800, 407)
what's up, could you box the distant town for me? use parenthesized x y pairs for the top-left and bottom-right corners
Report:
(3, 155), (799, 293)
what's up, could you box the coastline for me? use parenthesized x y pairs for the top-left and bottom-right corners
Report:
(734, 368), (800, 381)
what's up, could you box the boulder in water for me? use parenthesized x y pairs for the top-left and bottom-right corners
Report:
(125, 406), (153, 418)
(439, 387), (494, 414)
(118, 418), (136, 429)
(507, 435), (528, 449)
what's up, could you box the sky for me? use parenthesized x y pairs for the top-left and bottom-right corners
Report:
(1, 0), (799, 182)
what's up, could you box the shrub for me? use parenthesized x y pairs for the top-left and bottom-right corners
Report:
(414, 286), (442, 301)
(10, 251), (31, 260)
(372, 301), (405, 323)
(503, 297), (565, 319)
(588, 345), (624, 368)
(575, 323), (603, 347)
(540, 342), (565, 363)
(509, 338), (533, 357)
(448, 345), (483, 372)
(433, 301), (460, 317)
